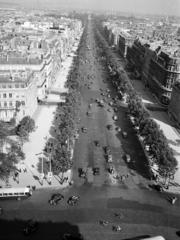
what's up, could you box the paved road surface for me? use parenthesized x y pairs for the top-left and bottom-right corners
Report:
(0, 18), (180, 240)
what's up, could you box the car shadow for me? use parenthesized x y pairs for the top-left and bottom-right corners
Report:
(0, 219), (82, 240)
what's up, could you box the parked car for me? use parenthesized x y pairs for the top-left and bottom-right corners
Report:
(93, 167), (100, 176)
(78, 168), (86, 178)
(49, 193), (64, 205)
(23, 220), (39, 236)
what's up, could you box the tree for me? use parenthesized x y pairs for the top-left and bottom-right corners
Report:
(16, 116), (35, 137)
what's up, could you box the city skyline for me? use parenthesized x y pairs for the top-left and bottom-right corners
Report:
(0, 0), (180, 16)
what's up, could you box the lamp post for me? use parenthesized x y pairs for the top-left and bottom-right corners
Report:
(36, 152), (44, 185)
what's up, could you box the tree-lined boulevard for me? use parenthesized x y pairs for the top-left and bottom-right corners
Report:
(0, 16), (180, 240)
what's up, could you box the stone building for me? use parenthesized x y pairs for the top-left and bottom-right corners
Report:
(0, 71), (37, 122)
(145, 48), (180, 104)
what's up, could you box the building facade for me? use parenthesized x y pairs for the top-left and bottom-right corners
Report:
(168, 82), (180, 126)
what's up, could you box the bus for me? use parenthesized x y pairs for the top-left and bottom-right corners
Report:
(0, 187), (32, 200)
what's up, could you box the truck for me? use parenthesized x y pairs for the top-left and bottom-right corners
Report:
(86, 167), (94, 183)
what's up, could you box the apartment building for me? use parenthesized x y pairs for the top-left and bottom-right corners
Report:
(0, 71), (37, 122)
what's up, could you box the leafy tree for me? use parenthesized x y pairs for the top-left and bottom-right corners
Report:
(16, 116), (35, 137)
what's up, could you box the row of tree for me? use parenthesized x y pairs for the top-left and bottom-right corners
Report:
(0, 116), (35, 180)
(40, 26), (88, 176)
(94, 22), (177, 178)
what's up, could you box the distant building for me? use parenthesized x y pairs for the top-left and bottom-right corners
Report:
(118, 32), (133, 58)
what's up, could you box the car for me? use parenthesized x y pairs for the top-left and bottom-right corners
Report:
(23, 220), (39, 236)
(99, 220), (109, 226)
(78, 168), (86, 178)
(112, 225), (122, 232)
(94, 140), (100, 147)
(107, 124), (113, 130)
(86, 111), (93, 116)
(109, 101), (113, 106)
(125, 154), (131, 163)
(108, 165), (114, 174)
(107, 154), (113, 163)
(104, 146), (111, 155)
(107, 108), (111, 112)
(93, 167), (100, 176)
(49, 193), (64, 205)
(67, 195), (80, 206)
(81, 127), (87, 133)
(122, 131), (127, 138)
(116, 127), (121, 132)
(107, 94), (111, 98)
(113, 115), (118, 121)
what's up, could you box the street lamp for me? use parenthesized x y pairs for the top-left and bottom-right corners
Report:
(36, 152), (44, 185)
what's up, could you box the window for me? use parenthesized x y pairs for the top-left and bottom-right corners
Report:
(15, 84), (19, 88)
(9, 101), (13, 107)
(8, 84), (12, 88)
(21, 84), (25, 88)
(21, 101), (25, 106)
(9, 93), (12, 98)
(3, 93), (6, 98)
(4, 102), (7, 107)
(2, 85), (6, 88)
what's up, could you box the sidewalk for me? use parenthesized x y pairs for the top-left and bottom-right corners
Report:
(0, 36), (82, 190)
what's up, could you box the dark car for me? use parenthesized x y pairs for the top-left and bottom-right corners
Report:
(108, 166), (114, 174)
(104, 146), (111, 155)
(23, 220), (39, 236)
(67, 196), (80, 206)
(94, 140), (100, 147)
(93, 167), (100, 176)
(49, 193), (64, 205)
(78, 168), (86, 178)
(107, 124), (113, 130)
(81, 127), (87, 133)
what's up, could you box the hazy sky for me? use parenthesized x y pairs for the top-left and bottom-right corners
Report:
(1, 0), (180, 16)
